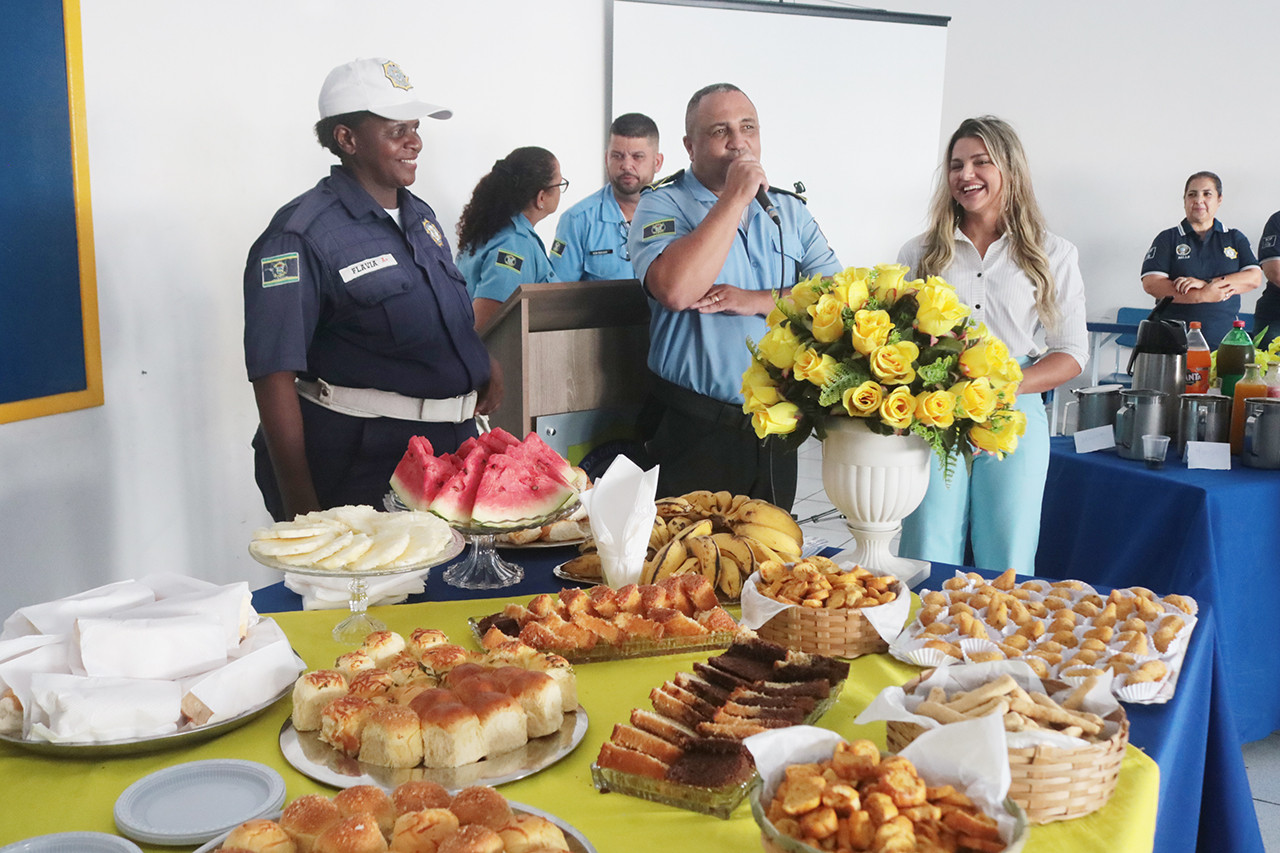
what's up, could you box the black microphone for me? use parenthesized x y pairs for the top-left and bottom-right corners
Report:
(755, 186), (780, 224)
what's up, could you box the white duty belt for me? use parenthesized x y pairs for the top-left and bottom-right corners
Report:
(295, 378), (477, 423)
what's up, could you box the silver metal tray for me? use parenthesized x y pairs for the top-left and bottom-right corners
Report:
(279, 706), (588, 792)
(0, 679), (293, 758)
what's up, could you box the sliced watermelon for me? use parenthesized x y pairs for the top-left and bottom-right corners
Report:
(429, 446), (492, 524)
(455, 436), (482, 459)
(506, 433), (574, 487)
(390, 436), (459, 510)
(470, 454), (576, 526)
(477, 427), (521, 453)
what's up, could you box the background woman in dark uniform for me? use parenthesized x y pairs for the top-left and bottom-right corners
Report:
(1140, 171), (1262, 347)
(244, 58), (501, 521)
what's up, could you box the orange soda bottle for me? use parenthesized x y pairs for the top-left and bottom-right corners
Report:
(1230, 363), (1268, 453)
(1185, 321), (1211, 394)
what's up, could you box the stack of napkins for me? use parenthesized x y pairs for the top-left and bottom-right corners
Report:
(284, 570), (428, 610)
(0, 574), (302, 743)
(580, 456), (658, 588)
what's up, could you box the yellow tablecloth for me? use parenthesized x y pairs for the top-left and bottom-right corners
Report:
(0, 598), (1157, 852)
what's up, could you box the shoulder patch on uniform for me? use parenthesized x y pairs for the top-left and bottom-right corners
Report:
(1145, 245), (1157, 261)
(422, 218), (444, 247)
(496, 250), (524, 272)
(641, 218), (675, 241)
(260, 252), (300, 287)
(1263, 234), (1277, 250)
(551, 239), (566, 257)
(768, 185), (808, 204)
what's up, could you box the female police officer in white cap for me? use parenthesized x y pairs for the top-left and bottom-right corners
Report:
(244, 58), (501, 521)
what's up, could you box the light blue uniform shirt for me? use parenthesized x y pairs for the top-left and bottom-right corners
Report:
(550, 185), (636, 282)
(628, 170), (842, 404)
(457, 213), (557, 304)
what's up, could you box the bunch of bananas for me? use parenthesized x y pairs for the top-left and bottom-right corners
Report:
(639, 491), (804, 598)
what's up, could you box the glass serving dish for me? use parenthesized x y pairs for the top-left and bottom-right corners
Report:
(385, 491), (581, 591)
(251, 529), (464, 643)
(467, 617), (738, 665)
(590, 763), (757, 820)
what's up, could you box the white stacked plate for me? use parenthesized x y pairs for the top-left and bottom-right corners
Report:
(113, 759), (286, 845)
(0, 834), (142, 853)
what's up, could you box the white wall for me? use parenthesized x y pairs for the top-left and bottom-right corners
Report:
(3, 0), (1277, 611)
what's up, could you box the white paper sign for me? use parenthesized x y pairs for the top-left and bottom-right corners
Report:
(1073, 425), (1115, 453)
(1186, 441), (1231, 469)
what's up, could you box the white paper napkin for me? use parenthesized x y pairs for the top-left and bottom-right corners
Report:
(137, 573), (220, 599)
(1, 580), (155, 640)
(284, 570), (428, 610)
(0, 639), (71, 725)
(738, 565), (910, 642)
(25, 672), (181, 742)
(179, 619), (303, 726)
(120, 582), (255, 649)
(72, 614), (227, 681)
(580, 456), (658, 587)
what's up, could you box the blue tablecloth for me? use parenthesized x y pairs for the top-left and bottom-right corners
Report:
(1036, 437), (1280, 743)
(256, 547), (1263, 853)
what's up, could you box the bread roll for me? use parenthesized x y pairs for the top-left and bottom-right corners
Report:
(419, 644), (472, 677)
(436, 824), (501, 853)
(490, 668), (563, 738)
(335, 650), (377, 681)
(314, 816), (388, 853)
(412, 692), (484, 768)
(458, 689), (527, 757)
(407, 628), (450, 660)
(348, 669), (397, 703)
(449, 786), (513, 830)
(292, 670), (349, 732)
(526, 654), (577, 713)
(319, 695), (375, 757)
(360, 705), (424, 769)
(391, 781), (452, 816)
(388, 808), (458, 853)
(361, 631), (408, 668)
(334, 785), (397, 840)
(496, 814), (569, 853)
(222, 818), (297, 853)
(384, 653), (426, 686)
(279, 794), (341, 853)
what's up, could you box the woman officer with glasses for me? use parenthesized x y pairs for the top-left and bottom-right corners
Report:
(457, 146), (567, 330)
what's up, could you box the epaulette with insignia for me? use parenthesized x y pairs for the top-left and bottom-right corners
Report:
(641, 169), (685, 194)
(766, 184), (808, 204)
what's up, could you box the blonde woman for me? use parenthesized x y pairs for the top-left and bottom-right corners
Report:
(897, 116), (1088, 574)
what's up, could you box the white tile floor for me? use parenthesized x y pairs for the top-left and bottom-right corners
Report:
(792, 436), (1280, 850)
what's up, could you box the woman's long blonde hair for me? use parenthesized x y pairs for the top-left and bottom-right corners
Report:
(918, 116), (1060, 332)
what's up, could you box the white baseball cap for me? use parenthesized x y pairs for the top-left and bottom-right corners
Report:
(318, 58), (452, 121)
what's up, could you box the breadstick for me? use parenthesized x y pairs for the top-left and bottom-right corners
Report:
(1008, 696), (1102, 736)
(915, 700), (970, 724)
(1062, 677), (1099, 711)
(945, 676), (1017, 713)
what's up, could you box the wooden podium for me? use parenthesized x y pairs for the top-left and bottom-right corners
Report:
(479, 280), (651, 440)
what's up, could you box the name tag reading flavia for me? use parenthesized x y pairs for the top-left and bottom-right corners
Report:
(339, 254), (398, 283)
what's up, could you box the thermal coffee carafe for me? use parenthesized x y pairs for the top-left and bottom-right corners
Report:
(1127, 297), (1187, 437)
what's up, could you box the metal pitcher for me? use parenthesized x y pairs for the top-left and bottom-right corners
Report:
(1067, 384), (1124, 432)
(1242, 397), (1280, 469)
(1115, 389), (1169, 460)
(1176, 393), (1231, 455)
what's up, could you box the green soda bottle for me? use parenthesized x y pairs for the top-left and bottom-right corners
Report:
(1217, 320), (1255, 398)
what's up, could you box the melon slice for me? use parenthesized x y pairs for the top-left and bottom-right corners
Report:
(477, 427), (521, 453)
(470, 454), (577, 527)
(455, 437), (482, 460)
(390, 436), (459, 511)
(429, 446), (492, 524)
(506, 434), (574, 487)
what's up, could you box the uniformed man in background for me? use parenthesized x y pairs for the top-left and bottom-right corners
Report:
(550, 113), (662, 282)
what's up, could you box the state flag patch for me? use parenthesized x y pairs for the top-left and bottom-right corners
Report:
(260, 253), (300, 287)
(551, 239), (566, 257)
(642, 218), (675, 241)
(497, 250), (524, 272)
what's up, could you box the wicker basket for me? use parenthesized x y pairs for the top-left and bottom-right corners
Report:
(885, 680), (1129, 824)
(756, 604), (888, 658)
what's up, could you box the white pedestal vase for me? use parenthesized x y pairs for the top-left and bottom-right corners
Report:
(820, 417), (932, 588)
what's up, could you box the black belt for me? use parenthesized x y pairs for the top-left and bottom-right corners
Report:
(650, 374), (754, 432)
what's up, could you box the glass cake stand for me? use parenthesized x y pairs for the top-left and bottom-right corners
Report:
(251, 529), (464, 643)
(385, 492), (580, 590)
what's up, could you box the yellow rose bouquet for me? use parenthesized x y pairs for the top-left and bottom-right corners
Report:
(744, 264), (1026, 482)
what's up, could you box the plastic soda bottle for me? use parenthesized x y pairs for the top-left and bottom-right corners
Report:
(1217, 320), (1255, 398)
(1185, 321), (1211, 394)
(1267, 362), (1280, 399)
(1230, 362), (1268, 453)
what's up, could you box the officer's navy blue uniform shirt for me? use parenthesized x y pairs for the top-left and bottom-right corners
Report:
(456, 213), (556, 305)
(549, 185), (636, 282)
(628, 170), (841, 405)
(243, 165), (490, 398)
(1252, 210), (1280, 345)
(1140, 217), (1260, 347)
